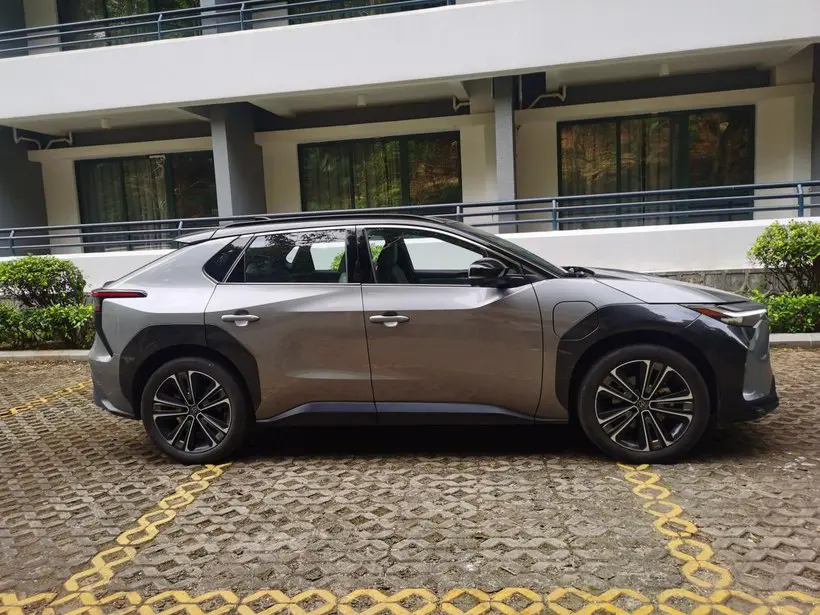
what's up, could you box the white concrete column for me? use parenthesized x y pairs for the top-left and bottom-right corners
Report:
(40, 158), (82, 254)
(22, 0), (59, 55)
(211, 104), (267, 217)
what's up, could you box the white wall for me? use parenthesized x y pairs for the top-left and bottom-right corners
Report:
(2, 0), (819, 123)
(6, 217), (815, 290)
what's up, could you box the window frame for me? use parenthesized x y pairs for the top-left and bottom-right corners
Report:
(219, 226), (358, 286)
(356, 224), (523, 288)
(556, 104), (756, 197)
(297, 132), (463, 212)
(75, 150), (217, 226)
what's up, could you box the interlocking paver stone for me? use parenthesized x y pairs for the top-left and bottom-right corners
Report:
(0, 349), (817, 599)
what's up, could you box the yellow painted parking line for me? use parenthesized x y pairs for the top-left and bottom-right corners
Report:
(1, 586), (817, 615)
(42, 462), (232, 614)
(0, 379), (92, 417)
(616, 462), (734, 591)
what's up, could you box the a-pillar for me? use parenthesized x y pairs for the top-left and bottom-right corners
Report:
(210, 104), (267, 218)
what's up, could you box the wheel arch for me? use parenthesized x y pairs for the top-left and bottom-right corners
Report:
(120, 325), (261, 418)
(566, 329), (718, 420)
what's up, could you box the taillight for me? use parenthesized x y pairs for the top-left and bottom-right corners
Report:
(90, 289), (147, 312)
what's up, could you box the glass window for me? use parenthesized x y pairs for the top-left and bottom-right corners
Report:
(76, 151), (217, 251)
(558, 106), (754, 228)
(287, 0), (448, 25)
(236, 229), (349, 284)
(203, 237), (250, 282)
(299, 134), (461, 215)
(364, 227), (488, 285)
(58, 0), (200, 48)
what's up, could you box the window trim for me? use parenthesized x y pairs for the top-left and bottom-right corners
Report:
(356, 223), (523, 288)
(556, 104), (756, 197)
(297, 132), (463, 212)
(75, 150), (217, 225)
(219, 225), (357, 286)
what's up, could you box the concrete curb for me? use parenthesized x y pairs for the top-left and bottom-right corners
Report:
(769, 333), (820, 347)
(0, 350), (89, 362)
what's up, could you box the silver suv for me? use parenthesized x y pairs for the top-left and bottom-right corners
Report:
(89, 213), (778, 464)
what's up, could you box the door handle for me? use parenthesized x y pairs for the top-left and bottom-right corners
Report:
(369, 314), (409, 327)
(221, 313), (259, 327)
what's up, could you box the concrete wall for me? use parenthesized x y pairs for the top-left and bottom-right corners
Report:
(4, 216), (815, 290)
(0, 127), (47, 232)
(1, 0), (819, 123)
(27, 84), (813, 229)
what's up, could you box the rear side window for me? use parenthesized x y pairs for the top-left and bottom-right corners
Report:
(203, 236), (250, 282)
(232, 229), (349, 284)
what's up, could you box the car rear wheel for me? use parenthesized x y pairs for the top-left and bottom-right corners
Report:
(141, 357), (250, 464)
(577, 344), (711, 463)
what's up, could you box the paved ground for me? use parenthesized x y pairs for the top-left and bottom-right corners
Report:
(0, 350), (817, 614)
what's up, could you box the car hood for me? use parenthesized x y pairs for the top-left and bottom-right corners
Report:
(567, 266), (748, 304)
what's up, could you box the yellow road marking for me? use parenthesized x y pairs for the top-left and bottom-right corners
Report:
(0, 379), (92, 417)
(1, 587), (817, 615)
(617, 463), (734, 590)
(42, 463), (232, 614)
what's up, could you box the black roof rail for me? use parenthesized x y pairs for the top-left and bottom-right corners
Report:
(220, 210), (435, 230)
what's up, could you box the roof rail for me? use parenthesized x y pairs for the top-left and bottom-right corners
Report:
(220, 210), (434, 230)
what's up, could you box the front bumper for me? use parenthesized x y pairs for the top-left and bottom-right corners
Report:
(685, 315), (779, 425)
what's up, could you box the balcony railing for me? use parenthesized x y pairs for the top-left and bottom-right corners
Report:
(0, 0), (452, 58)
(0, 181), (817, 256)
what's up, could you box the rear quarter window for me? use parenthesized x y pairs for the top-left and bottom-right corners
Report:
(203, 236), (250, 282)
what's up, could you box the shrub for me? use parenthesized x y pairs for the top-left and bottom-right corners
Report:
(748, 221), (820, 294)
(0, 304), (94, 349)
(330, 245), (384, 272)
(0, 255), (86, 308)
(750, 290), (820, 334)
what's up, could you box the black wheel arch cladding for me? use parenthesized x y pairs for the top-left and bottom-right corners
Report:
(555, 303), (738, 417)
(119, 324), (261, 415)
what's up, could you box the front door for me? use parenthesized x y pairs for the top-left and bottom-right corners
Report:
(204, 226), (374, 422)
(359, 225), (543, 420)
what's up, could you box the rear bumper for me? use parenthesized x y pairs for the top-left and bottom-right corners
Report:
(88, 337), (137, 420)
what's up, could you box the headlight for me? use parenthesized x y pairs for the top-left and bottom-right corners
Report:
(687, 304), (767, 328)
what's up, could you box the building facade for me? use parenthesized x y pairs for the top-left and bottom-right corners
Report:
(0, 0), (819, 247)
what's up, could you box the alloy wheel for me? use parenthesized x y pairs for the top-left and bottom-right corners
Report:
(151, 371), (232, 454)
(594, 359), (694, 452)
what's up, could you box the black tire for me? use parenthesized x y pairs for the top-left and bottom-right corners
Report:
(141, 356), (250, 464)
(577, 344), (710, 463)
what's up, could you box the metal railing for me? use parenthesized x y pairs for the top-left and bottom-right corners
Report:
(0, 0), (452, 57)
(0, 180), (817, 255)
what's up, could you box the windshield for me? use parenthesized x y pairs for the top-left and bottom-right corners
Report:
(440, 219), (567, 278)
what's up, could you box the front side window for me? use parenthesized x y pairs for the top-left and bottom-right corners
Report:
(364, 227), (489, 286)
(232, 229), (349, 284)
(559, 106), (754, 228)
(298, 133), (461, 214)
(76, 151), (217, 251)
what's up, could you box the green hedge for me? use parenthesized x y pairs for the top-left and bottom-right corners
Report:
(0, 256), (93, 350)
(0, 304), (95, 350)
(0, 255), (86, 308)
(749, 291), (820, 334)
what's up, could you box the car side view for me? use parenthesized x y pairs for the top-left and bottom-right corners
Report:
(89, 212), (778, 464)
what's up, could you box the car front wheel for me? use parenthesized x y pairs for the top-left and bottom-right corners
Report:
(141, 357), (250, 464)
(577, 344), (711, 463)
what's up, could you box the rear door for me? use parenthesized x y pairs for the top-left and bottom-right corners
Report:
(359, 225), (544, 420)
(204, 226), (374, 422)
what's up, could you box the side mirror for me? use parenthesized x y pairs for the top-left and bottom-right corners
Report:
(468, 258), (509, 287)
